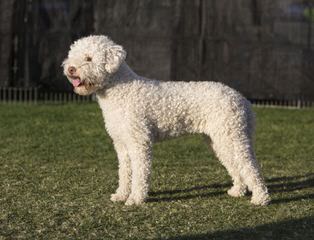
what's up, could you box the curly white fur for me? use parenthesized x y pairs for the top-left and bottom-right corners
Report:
(63, 35), (270, 206)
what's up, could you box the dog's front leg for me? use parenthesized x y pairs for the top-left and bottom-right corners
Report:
(125, 141), (152, 206)
(110, 141), (131, 202)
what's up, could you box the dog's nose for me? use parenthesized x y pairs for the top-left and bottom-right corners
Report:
(68, 66), (76, 75)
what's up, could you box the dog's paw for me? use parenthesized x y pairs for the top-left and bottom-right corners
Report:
(227, 185), (247, 197)
(251, 192), (271, 206)
(110, 193), (129, 202)
(125, 195), (145, 206)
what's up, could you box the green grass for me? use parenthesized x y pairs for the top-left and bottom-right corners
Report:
(0, 103), (313, 239)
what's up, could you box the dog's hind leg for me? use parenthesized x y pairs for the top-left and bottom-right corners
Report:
(209, 135), (248, 198)
(232, 136), (270, 205)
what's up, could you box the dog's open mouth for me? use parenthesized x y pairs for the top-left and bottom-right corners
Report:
(69, 76), (84, 88)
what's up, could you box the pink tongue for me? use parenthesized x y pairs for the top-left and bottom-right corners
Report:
(72, 79), (81, 87)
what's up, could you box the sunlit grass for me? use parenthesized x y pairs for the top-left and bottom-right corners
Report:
(0, 103), (313, 239)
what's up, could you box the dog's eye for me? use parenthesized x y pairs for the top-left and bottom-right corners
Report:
(85, 56), (92, 62)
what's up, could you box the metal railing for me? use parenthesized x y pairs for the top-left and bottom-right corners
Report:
(250, 99), (314, 109)
(0, 87), (313, 109)
(0, 87), (95, 104)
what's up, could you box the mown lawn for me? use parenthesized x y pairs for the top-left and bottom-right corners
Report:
(0, 103), (313, 239)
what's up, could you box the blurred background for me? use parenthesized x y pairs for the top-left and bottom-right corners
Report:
(0, 0), (313, 104)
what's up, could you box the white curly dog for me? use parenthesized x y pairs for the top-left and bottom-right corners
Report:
(63, 35), (270, 206)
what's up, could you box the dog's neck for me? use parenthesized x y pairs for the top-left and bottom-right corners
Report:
(110, 62), (139, 83)
(96, 62), (141, 95)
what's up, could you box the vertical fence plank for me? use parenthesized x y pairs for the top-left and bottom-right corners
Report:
(8, 88), (11, 103)
(24, 88), (28, 104)
(44, 92), (47, 103)
(18, 88), (21, 102)
(34, 88), (38, 104)
(2, 88), (5, 102)
(13, 88), (16, 102)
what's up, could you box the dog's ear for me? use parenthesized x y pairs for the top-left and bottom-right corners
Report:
(105, 45), (126, 74)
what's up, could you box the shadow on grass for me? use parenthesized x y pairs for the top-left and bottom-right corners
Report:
(164, 216), (314, 240)
(268, 173), (314, 204)
(148, 182), (229, 202)
(148, 173), (314, 204)
(148, 190), (226, 203)
(268, 173), (314, 193)
(149, 182), (231, 196)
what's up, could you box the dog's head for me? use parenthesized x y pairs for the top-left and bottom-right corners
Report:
(62, 35), (126, 95)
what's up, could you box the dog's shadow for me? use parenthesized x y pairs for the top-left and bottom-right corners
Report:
(148, 183), (229, 202)
(148, 173), (314, 204)
(267, 173), (314, 204)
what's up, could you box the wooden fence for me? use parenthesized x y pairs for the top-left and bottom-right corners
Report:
(1, 0), (313, 102)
